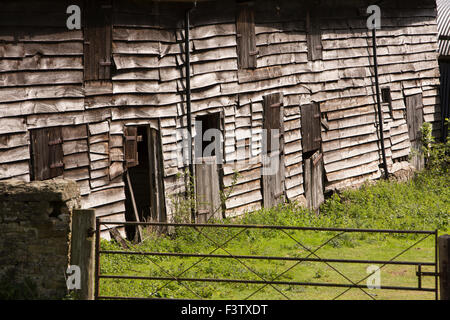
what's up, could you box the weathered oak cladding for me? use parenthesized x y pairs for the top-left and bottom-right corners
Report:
(0, 0), (441, 220)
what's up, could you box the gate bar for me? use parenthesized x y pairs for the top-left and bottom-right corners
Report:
(97, 221), (436, 234)
(98, 274), (436, 292)
(99, 250), (436, 266)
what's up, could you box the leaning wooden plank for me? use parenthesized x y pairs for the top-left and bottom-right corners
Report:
(126, 171), (142, 242)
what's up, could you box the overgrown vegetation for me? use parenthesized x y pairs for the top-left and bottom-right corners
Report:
(421, 118), (449, 174)
(99, 167), (449, 300)
(99, 121), (449, 300)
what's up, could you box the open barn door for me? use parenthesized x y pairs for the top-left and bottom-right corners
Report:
(405, 93), (425, 170)
(301, 103), (324, 212)
(262, 93), (285, 208)
(124, 125), (166, 240)
(194, 112), (224, 222)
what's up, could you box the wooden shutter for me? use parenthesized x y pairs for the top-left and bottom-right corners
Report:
(84, 0), (112, 81)
(405, 93), (424, 142)
(236, 2), (257, 69)
(306, 10), (322, 61)
(31, 127), (64, 181)
(301, 103), (321, 153)
(263, 92), (284, 154)
(124, 126), (139, 168)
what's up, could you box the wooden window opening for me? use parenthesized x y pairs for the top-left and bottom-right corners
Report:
(30, 127), (64, 181)
(236, 1), (257, 69)
(306, 10), (323, 61)
(84, 0), (112, 82)
(195, 112), (223, 161)
(382, 87), (393, 117)
(124, 126), (140, 168)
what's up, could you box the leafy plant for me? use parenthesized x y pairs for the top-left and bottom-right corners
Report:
(420, 119), (449, 173)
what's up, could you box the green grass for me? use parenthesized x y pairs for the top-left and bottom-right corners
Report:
(98, 170), (449, 300)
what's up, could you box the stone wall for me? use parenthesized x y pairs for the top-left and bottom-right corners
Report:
(0, 179), (80, 299)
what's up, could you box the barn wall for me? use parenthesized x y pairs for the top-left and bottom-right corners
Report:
(0, 0), (442, 222)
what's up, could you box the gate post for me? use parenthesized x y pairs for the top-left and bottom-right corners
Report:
(70, 209), (96, 300)
(439, 235), (450, 300)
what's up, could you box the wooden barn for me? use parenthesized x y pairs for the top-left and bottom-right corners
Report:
(0, 0), (442, 239)
(437, 0), (450, 137)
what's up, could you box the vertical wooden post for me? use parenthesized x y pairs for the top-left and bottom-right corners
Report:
(439, 235), (450, 300)
(70, 209), (96, 300)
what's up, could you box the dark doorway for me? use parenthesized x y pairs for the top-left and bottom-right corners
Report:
(301, 103), (325, 211)
(194, 112), (223, 222)
(124, 125), (165, 240)
(195, 112), (222, 159)
(262, 92), (285, 209)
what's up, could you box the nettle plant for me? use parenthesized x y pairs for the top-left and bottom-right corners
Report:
(420, 119), (450, 172)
